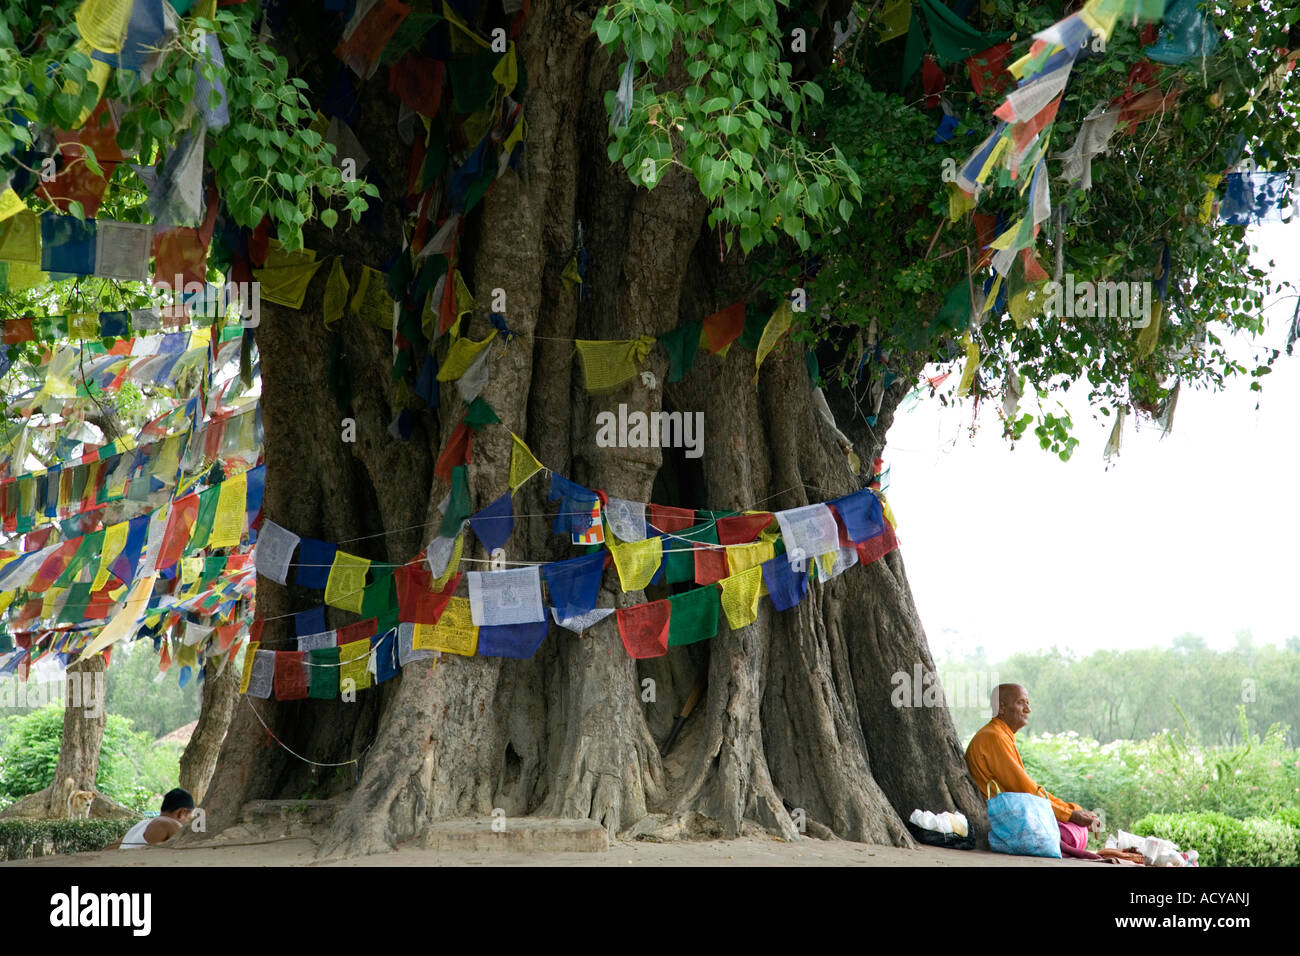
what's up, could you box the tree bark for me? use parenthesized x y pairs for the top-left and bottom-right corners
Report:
(178, 654), (241, 804)
(202, 0), (987, 855)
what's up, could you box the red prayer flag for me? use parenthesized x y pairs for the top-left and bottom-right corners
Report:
(273, 651), (309, 700)
(966, 42), (1013, 98)
(394, 565), (460, 624)
(156, 493), (199, 572)
(701, 302), (746, 354)
(336, 618), (378, 646)
(616, 600), (670, 659)
(648, 504), (694, 534)
(855, 521), (898, 567)
(336, 0), (411, 80)
(1021, 248), (1050, 282)
(434, 422), (473, 482)
(716, 513), (772, 545)
(3, 318), (35, 345)
(922, 55), (945, 109)
(694, 546), (729, 586)
(389, 54), (444, 118)
(32, 539), (81, 593)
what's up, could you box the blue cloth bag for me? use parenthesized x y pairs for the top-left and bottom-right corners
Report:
(986, 782), (1061, 858)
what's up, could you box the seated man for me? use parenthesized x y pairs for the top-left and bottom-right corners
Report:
(965, 683), (1098, 853)
(109, 788), (195, 850)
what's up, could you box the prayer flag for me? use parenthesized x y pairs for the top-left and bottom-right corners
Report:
(828, 489), (885, 543)
(207, 471), (247, 548)
(295, 605), (327, 636)
(667, 586), (719, 646)
(476, 619), (547, 659)
(548, 473), (598, 536)
(716, 512), (773, 545)
(660, 322), (701, 382)
(254, 519), (298, 585)
(604, 498), (646, 542)
(434, 422), (473, 482)
(775, 503), (839, 568)
(239, 640), (260, 693)
(325, 551), (370, 613)
(574, 337), (655, 392)
(397, 623), (435, 667)
(754, 301), (794, 384)
(295, 538), (338, 589)
(508, 432), (543, 491)
(726, 539), (774, 577)
(245, 648), (275, 698)
(616, 600), (670, 659)
(469, 491), (513, 554)
(411, 595), (478, 654)
(438, 329), (496, 380)
(273, 651), (308, 700)
(467, 565), (544, 626)
(719, 565), (763, 630)
(608, 533), (662, 592)
(550, 606), (615, 634)
(647, 503), (694, 534)
(702, 302), (746, 355)
(338, 638), (372, 691)
(761, 554), (807, 611)
(394, 565), (459, 624)
(307, 646), (339, 698)
(438, 465), (472, 539)
(541, 551), (606, 621)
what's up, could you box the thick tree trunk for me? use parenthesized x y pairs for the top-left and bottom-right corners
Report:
(203, 0), (987, 855)
(178, 655), (240, 804)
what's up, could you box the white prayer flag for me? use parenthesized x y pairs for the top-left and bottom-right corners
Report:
(467, 565), (545, 626)
(397, 623), (436, 667)
(93, 220), (152, 281)
(254, 520), (299, 586)
(550, 606), (615, 634)
(775, 503), (840, 569)
(604, 498), (646, 542)
(183, 621), (214, 646)
(297, 631), (337, 653)
(245, 649), (275, 698)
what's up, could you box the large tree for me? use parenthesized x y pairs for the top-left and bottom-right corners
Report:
(2, 0), (1296, 852)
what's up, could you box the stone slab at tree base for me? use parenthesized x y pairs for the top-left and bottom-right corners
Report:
(419, 818), (608, 853)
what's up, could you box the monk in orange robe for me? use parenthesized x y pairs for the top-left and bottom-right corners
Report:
(965, 683), (1098, 849)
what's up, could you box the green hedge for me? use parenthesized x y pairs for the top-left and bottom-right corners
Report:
(0, 819), (135, 862)
(1132, 811), (1300, 867)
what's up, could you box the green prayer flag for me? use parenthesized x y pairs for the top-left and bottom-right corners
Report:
(54, 531), (102, 590)
(659, 322), (702, 383)
(935, 278), (974, 333)
(738, 307), (768, 352)
(438, 465), (473, 538)
(667, 585), (720, 646)
(665, 522), (719, 584)
(918, 0), (1011, 67)
(308, 646), (339, 699)
(361, 568), (399, 634)
(449, 51), (501, 114)
(203, 555), (228, 580)
(464, 397), (500, 430)
(901, 10), (925, 89)
(58, 582), (93, 624)
(186, 485), (221, 555)
(805, 349), (820, 387)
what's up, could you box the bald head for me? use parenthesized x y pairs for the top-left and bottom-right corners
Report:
(992, 683), (1030, 732)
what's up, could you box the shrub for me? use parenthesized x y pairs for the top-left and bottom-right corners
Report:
(0, 819), (135, 861)
(1133, 811), (1299, 867)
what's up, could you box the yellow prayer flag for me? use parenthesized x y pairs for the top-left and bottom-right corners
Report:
(726, 539), (774, 577)
(77, 572), (157, 662)
(438, 328), (496, 381)
(92, 521), (129, 591)
(254, 244), (323, 310)
(754, 301), (794, 385)
(881, 496), (898, 530)
(0, 188), (27, 223)
(443, 0), (491, 52)
(323, 257), (349, 326)
(175, 642), (198, 670)
(207, 471), (248, 549)
(348, 264), (395, 329)
(574, 337), (655, 392)
(1136, 299), (1162, 358)
(339, 638), (373, 691)
(947, 182), (975, 222)
(325, 551), (370, 613)
(0, 210), (41, 264)
(3, 260), (46, 290)
(76, 0), (131, 54)
(1199, 174), (1221, 225)
(432, 531), (465, 589)
(68, 311), (98, 339)
(181, 557), (202, 587)
(608, 533), (662, 592)
(874, 0), (912, 43)
(492, 43), (518, 96)
(509, 433), (544, 492)
(957, 332), (981, 397)
(719, 566), (763, 630)
(239, 641), (260, 694)
(412, 597), (479, 655)
(42, 588), (66, 618)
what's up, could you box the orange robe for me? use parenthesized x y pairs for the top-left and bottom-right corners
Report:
(965, 716), (1081, 823)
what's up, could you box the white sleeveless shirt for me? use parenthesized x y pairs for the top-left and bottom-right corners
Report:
(119, 817), (153, 849)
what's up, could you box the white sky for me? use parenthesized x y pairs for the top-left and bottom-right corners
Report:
(887, 221), (1299, 661)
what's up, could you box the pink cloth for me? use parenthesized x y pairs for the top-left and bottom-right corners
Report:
(1058, 820), (1089, 851)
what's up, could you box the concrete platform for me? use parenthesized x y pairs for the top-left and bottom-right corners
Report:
(419, 817), (608, 852)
